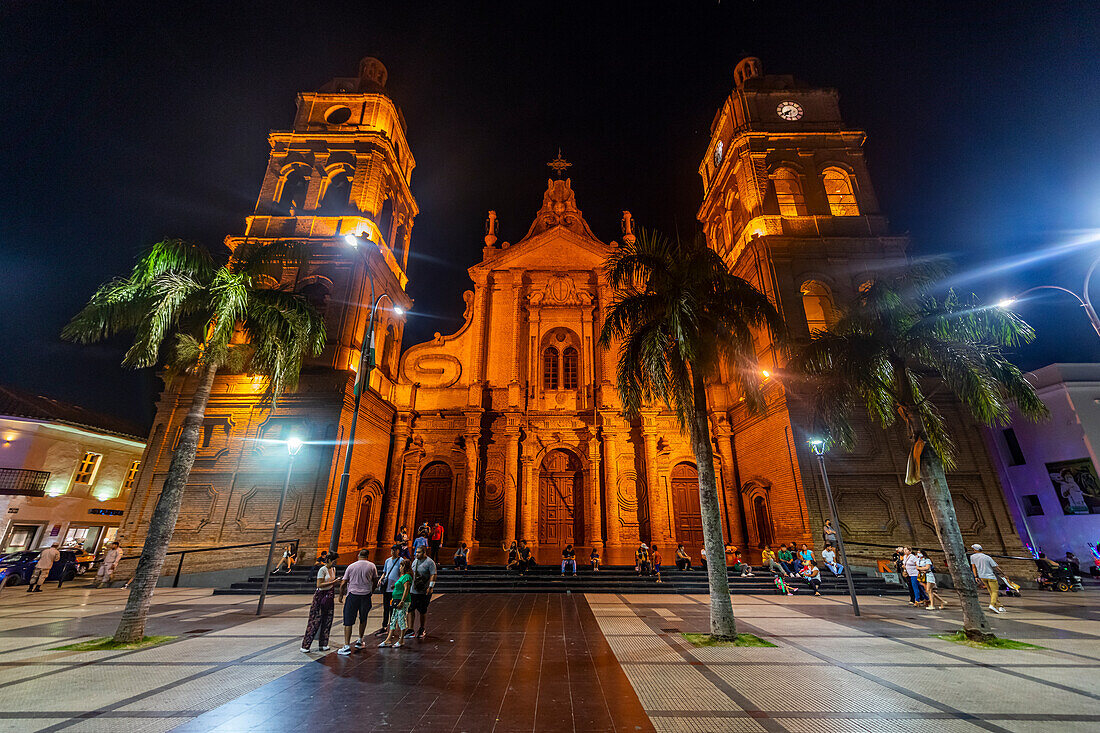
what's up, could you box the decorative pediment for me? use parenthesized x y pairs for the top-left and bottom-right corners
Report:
(528, 274), (593, 307)
(521, 178), (598, 242)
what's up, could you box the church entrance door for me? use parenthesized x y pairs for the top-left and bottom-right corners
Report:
(416, 462), (453, 538)
(538, 449), (582, 545)
(354, 494), (373, 546)
(671, 463), (704, 548)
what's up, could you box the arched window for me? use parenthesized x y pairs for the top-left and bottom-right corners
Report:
(376, 198), (394, 246)
(542, 347), (559, 389)
(822, 168), (859, 216)
(318, 171), (352, 215)
(299, 281), (330, 320)
(801, 280), (835, 334)
(276, 169), (308, 215)
(562, 347), (578, 389)
(772, 168), (808, 216)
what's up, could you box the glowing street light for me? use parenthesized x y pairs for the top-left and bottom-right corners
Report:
(258, 435), (304, 615)
(997, 257), (1100, 339)
(807, 437), (860, 616)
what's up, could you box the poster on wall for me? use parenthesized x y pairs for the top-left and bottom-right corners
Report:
(1046, 458), (1100, 515)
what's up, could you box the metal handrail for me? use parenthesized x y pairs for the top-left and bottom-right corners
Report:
(114, 539), (301, 587)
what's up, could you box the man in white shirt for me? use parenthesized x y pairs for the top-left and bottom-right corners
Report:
(821, 545), (844, 576)
(337, 549), (379, 655)
(969, 544), (1005, 614)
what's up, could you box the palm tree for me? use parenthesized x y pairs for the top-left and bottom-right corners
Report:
(599, 228), (783, 640)
(791, 265), (1046, 640)
(63, 238), (325, 642)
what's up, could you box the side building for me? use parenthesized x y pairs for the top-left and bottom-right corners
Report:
(0, 385), (145, 555)
(985, 363), (1100, 569)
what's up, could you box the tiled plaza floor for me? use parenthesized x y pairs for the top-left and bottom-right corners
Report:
(593, 590), (1100, 733)
(0, 582), (1097, 732)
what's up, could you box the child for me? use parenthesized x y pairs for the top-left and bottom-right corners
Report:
(590, 547), (601, 571)
(652, 546), (663, 583)
(454, 542), (469, 571)
(379, 558), (412, 648)
(773, 573), (797, 595)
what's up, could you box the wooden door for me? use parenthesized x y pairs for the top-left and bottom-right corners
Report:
(671, 463), (704, 547)
(354, 494), (373, 547)
(753, 495), (773, 548)
(538, 449), (581, 545)
(416, 463), (453, 536)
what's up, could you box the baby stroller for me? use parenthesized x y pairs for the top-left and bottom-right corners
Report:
(1035, 559), (1083, 592)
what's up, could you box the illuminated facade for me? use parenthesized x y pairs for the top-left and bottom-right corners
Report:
(119, 57), (1027, 571)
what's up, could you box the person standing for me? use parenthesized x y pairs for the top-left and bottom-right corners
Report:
(429, 522), (445, 561)
(635, 543), (651, 575)
(915, 550), (946, 610)
(413, 528), (429, 556)
(27, 543), (61, 593)
(301, 552), (338, 653)
(892, 546), (915, 604)
(561, 544), (577, 576)
(379, 558), (412, 648)
(901, 547), (927, 606)
(969, 544), (1005, 614)
(337, 549), (379, 655)
(822, 519), (839, 547)
(376, 544), (402, 635)
(652, 546), (663, 583)
(408, 545), (437, 639)
(397, 527), (410, 558)
(92, 542), (122, 588)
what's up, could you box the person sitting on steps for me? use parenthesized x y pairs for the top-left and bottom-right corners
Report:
(561, 544), (577, 576)
(675, 544), (692, 570)
(590, 547), (601, 571)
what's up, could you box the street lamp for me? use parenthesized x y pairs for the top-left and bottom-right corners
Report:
(997, 257), (1100, 338)
(808, 438), (860, 616)
(257, 435), (304, 615)
(328, 233), (404, 555)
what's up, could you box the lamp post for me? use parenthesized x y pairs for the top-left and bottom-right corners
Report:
(258, 435), (303, 616)
(997, 257), (1100, 339)
(328, 233), (404, 556)
(808, 438), (860, 616)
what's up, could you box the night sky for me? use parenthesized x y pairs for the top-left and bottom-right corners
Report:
(2, 1), (1099, 430)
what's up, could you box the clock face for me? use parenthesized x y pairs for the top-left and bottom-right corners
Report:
(713, 140), (724, 166)
(776, 100), (804, 121)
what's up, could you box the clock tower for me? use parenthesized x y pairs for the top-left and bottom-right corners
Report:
(696, 58), (1025, 561)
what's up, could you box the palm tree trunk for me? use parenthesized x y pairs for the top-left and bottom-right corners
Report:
(690, 372), (736, 640)
(113, 362), (218, 643)
(916, 441), (994, 640)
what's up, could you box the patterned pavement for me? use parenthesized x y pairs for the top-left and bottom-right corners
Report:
(592, 590), (1100, 733)
(0, 582), (1097, 732)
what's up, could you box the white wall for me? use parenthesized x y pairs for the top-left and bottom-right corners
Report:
(985, 364), (1100, 569)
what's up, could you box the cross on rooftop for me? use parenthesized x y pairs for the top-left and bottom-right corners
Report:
(547, 149), (572, 178)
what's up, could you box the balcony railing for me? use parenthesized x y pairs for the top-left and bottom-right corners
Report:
(0, 468), (50, 496)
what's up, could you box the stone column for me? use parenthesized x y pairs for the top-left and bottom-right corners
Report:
(379, 413), (411, 544)
(586, 431), (604, 548)
(640, 411), (673, 545)
(399, 458), (420, 535)
(462, 407), (484, 545)
(520, 452), (537, 544)
(503, 423), (521, 548)
(710, 417), (745, 548)
(600, 415), (622, 548)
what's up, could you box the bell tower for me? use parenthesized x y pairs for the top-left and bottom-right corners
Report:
(696, 58), (1023, 564)
(119, 59), (418, 568)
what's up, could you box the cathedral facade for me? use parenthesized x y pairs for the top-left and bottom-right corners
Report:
(117, 57), (1025, 570)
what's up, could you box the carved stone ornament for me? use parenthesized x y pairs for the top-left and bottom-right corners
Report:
(484, 210), (498, 247)
(528, 274), (593, 307)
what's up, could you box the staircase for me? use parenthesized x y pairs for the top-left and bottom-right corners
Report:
(213, 564), (906, 596)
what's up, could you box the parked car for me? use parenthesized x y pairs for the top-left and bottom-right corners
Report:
(0, 550), (79, 588)
(71, 549), (97, 575)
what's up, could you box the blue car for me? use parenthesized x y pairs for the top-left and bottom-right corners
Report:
(0, 550), (78, 588)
